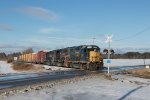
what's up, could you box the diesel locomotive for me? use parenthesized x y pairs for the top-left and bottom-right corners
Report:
(45, 45), (103, 70)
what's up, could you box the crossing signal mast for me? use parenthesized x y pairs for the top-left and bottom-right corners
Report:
(105, 34), (113, 74)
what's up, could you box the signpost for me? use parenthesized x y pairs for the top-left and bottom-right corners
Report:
(107, 59), (111, 74)
(105, 34), (113, 74)
(107, 59), (111, 64)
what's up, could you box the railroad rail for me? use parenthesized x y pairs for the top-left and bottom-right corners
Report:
(0, 70), (88, 90)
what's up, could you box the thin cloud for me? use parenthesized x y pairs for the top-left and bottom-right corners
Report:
(0, 43), (41, 53)
(0, 24), (13, 31)
(39, 28), (62, 34)
(17, 6), (59, 21)
(0, 44), (25, 49)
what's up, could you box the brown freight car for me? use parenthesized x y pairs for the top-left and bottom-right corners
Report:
(37, 50), (47, 64)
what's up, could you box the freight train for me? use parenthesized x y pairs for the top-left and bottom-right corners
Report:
(19, 45), (103, 71)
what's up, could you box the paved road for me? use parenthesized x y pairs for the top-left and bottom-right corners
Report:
(0, 70), (87, 90)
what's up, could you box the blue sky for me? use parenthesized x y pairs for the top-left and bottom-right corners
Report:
(0, 0), (150, 53)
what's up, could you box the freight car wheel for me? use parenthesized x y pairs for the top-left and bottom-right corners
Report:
(81, 64), (87, 70)
(92, 63), (96, 71)
(70, 63), (73, 68)
(64, 62), (70, 68)
(94, 63), (99, 70)
(67, 63), (70, 68)
(99, 62), (104, 69)
(88, 63), (92, 71)
(96, 64), (100, 70)
(88, 63), (97, 71)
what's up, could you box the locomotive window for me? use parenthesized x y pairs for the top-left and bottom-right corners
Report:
(84, 49), (86, 52)
(76, 47), (80, 50)
(87, 46), (92, 49)
(87, 48), (100, 52)
(93, 47), (98, 48)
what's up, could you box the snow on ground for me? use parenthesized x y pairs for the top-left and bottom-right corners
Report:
(43, 65), (72, 71)
(5, 75), (150, 100)
(0, 61), (16, 74)
(0, 61), (73, 74)
(104, 59), (150, 67)
(42, 65), (73, 71)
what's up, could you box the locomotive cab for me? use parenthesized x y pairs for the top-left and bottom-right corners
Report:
(81, 45), (103, 70)
(88, 46), (101, 62)
(81, 45), (100, 61)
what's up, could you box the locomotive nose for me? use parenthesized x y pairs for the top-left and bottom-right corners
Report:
(89, 51), (101, 62)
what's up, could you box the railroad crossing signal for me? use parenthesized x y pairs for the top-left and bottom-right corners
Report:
(105, 34), (113, 75)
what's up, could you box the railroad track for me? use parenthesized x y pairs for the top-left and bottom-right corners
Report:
(0, 70), (89, 90)
(0, 65), (146, 91)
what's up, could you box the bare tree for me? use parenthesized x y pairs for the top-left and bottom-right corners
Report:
(22, 48), (34, 54)
(0, 52), (7, 60)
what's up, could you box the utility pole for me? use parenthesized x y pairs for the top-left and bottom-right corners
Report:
(92, 34), (96, 44)
(92, 37), (96, 44)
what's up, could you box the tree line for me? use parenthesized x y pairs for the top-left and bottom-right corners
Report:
(0, 48), (34, 62)
(0, 52), (7, 60)
(102, 51), (150, 59)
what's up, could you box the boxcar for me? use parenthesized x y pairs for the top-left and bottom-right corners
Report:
(37, 51), (47, 64)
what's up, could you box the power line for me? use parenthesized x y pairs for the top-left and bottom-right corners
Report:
(115, 26), (150, 41)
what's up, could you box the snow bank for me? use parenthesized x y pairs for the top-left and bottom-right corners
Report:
(42, 65), (73, 71)
(0, 61), (16, 74)
(104, 59), (150, 67)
